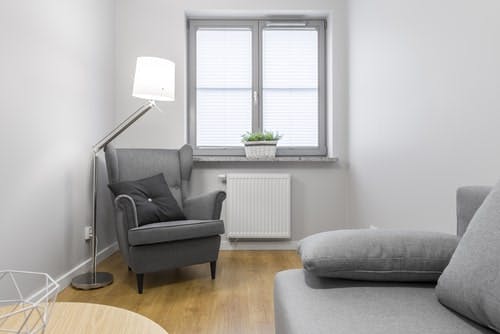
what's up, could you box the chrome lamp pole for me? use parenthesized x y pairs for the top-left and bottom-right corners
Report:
(71, 57), (175, 290)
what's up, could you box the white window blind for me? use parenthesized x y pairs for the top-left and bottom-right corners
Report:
(262, 29), (319, 147)
(196, 29), (253, 147)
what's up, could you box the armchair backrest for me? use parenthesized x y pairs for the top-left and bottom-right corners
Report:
(105, 144), (193, 207)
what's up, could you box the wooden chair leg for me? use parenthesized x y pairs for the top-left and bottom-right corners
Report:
(210, 261), (217, 280)
(136, 273), (144, 294)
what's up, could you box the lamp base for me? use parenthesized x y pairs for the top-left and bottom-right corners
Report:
(71, 272), (113, 290)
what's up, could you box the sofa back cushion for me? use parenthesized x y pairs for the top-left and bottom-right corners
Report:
(299, 229), (458, 282)
(436, 181), (500, 333)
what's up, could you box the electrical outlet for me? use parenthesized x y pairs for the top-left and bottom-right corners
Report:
(84, 226), (93, 240)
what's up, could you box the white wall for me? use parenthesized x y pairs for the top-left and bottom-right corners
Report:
(0, 1), (116, 279)
(114, 0), (350, 244)
(348, 0), (500, 232)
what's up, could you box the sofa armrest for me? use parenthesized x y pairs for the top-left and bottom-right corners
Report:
(457, 186), (492, 237)
(183, 190), (226, 220)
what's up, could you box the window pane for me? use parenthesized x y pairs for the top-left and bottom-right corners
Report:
(262, 29), (319, 147)
(196, 29), (252, 147)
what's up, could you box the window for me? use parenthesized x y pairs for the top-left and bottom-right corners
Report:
(188, 19), (326, 156)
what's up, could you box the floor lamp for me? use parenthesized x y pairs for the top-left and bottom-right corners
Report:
(71, 57), (176, 290)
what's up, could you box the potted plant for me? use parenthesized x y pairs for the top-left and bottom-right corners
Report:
(241, 131), (282, 159)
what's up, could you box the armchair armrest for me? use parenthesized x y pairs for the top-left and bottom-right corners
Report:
(183, 190), (226, 220)
(112, 195), (139, 264)
(114, 195), (139, 230)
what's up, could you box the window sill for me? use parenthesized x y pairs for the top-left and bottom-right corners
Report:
(193, 156), (338, 163)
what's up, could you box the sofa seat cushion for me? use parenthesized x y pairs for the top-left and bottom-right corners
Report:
(274, 269), (494, 334)
(128, 219), (225, 246)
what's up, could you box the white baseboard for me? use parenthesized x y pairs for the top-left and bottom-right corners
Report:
(55, 242), (118, 290)
(221, 240), (298, 250)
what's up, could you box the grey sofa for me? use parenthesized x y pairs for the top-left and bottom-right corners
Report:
(105, 145), (226, 293)
(274, 186), (494, 334)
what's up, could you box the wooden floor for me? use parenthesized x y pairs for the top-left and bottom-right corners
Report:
(59, 251), (301, 334)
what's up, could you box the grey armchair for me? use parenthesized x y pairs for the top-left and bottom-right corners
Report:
(105, 144), (226, 293)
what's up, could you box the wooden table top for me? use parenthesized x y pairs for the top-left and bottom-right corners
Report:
(44, 302), (167, 334)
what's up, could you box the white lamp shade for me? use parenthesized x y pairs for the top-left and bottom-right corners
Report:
(132, 57), (175, 101)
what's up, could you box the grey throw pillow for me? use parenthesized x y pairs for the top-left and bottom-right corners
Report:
(299, 229), (458, 282)
(108, 173), (185, 226)
(436, 181), (500, 333)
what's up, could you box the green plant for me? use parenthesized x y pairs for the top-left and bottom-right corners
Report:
(241, 131), (282, 142)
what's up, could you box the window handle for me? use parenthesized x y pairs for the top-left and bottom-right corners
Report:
(253, 91), (258, 105)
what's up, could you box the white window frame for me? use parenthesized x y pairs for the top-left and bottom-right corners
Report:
(187, 18), (327, 156)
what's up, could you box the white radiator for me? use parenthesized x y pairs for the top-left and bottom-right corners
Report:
(226, 173), (291, 239)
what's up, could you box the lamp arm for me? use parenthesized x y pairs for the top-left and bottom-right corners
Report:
(93, 100), (156, 153)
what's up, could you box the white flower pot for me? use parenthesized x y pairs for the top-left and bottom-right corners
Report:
(244, 141), (278, 159)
